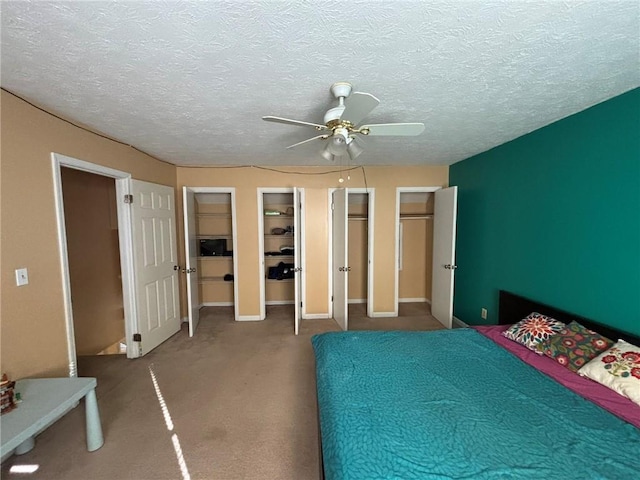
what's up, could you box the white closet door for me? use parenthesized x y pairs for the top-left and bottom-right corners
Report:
(294, 187), (303, 334)
(431, 186), (458, 329)
(131, 180), (181, 354)
(332, 188), (348, 331)
(183, 187), (200, 336)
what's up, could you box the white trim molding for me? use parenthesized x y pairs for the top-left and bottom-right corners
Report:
(303, 313), (331, 320)
(368, 311), (397, 318)
(51, 152), (139, 374)
(452, 316), (469, 328)
(236, 315), (263, 322)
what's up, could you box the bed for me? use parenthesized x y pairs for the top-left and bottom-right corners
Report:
(312, 290), (640, 479)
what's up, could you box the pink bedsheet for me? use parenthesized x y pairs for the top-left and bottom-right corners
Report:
(475, 324), (640, 429)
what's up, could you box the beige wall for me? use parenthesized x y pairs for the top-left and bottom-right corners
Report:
(177, 166), (448, 318)
(0, 91), (176, 379)
(61, 168), (125, 355)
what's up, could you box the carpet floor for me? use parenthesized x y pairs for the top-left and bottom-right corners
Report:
(1, 304), (444, 480)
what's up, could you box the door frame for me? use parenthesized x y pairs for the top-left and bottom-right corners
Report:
(183, 187), (239, 321)
(394, 186), (441, 315)
(328, 187), (375, 318)
(52, 153), (139, 377)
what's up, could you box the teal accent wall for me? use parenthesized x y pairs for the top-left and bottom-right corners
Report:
(450, 88), (640, 335)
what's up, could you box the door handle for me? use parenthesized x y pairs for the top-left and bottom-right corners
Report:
(174, 265), (180, 271)
(189, 267), (196, 273)
(444, 264), (458, 270)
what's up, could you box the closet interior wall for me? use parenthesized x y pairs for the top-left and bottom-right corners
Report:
(348, 193), (369, 304)
(399, 192), (434, 304)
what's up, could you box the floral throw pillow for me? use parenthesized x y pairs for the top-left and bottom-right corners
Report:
(578, 339), (640, 406)
(502, 312), (566, 353)
(535, 321), (613, 372)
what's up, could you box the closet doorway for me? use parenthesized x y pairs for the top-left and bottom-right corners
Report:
(60, 167), (126, 357)
(183, 187), (238, 336)
(257, 188), (304, 334)
(395, 187), (458, 328)
(347, 189), (374, 318)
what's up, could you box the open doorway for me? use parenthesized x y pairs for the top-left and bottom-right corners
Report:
(347, 189), (374, 319)
(396, 188), (437, 319)
(60, 167), (126, 356)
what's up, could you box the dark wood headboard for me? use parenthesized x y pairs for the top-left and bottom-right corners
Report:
(498, 290), (640, 346)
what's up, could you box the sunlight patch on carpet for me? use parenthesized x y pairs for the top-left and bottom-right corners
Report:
(149, 365), (191, 480)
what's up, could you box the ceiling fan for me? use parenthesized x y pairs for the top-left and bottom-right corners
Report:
(262, 82), (425, 161)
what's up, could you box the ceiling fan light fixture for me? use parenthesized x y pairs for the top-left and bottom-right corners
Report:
(321, 145), (335, 162)
(327, 128), (349, 155)
(347, 137), (364, 160)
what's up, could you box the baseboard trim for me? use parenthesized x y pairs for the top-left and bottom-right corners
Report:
(369, 311), (397, 318)
(303, 313), (330, 320)
(399, 298), (430, 303)
(265, 300), (295, 306)
(201, 302), (234, 307)
(348, 299), (367, 304)
(452, 316), (469, 329)
(236, 315), (263, 322)
(180, 316), (188, 323)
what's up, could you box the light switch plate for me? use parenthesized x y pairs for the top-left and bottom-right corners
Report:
(15, 268), (29, 286)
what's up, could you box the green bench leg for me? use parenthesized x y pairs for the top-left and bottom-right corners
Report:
(84, 389), (104, 451)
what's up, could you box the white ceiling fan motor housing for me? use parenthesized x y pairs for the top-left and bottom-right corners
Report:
(330, 82), (352, 99)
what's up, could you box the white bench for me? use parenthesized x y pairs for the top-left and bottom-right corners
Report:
(0, 377), (103, 462)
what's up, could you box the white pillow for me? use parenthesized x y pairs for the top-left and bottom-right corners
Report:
(578, 339), (640, 406)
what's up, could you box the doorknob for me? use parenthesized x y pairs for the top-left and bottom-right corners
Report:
(444, 264), (458, 270)
(189, 267), (196, 273)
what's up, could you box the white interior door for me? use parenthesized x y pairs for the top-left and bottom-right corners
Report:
(294, 187), (303, 334)
(332, 188), (348, 330)
(131, 180), (181, 354)
(431, 186), (458, 329)
(183, 187), (200, 336)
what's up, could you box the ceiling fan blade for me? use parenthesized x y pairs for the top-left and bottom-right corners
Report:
(262, 116), (327, 130)
(340, 92), (379, 125)
(360, 123), (425, 136)
(286, 134), (329, 149)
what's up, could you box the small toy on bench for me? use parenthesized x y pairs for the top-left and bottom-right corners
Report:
(0, 374), (17, 415)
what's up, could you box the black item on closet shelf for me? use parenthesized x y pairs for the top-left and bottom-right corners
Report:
(268, 262), (295, 280)
(223, 274), (233, 282)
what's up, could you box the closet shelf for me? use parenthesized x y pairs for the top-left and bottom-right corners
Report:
(399, 214), (434, 220)
(264, 234), (294, 239)
(196, 213), (231, 218)
(199, 276), (234, 283)
(264, 214), (293, 219)
(197, 234), (233, 239)
(265, 278), (294, 283)
(198, 256), (233, 261)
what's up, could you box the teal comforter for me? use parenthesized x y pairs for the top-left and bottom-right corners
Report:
(312, 329), (640, 480)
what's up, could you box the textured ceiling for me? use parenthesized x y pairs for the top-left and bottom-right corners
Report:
(1, 1), (639, 167)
